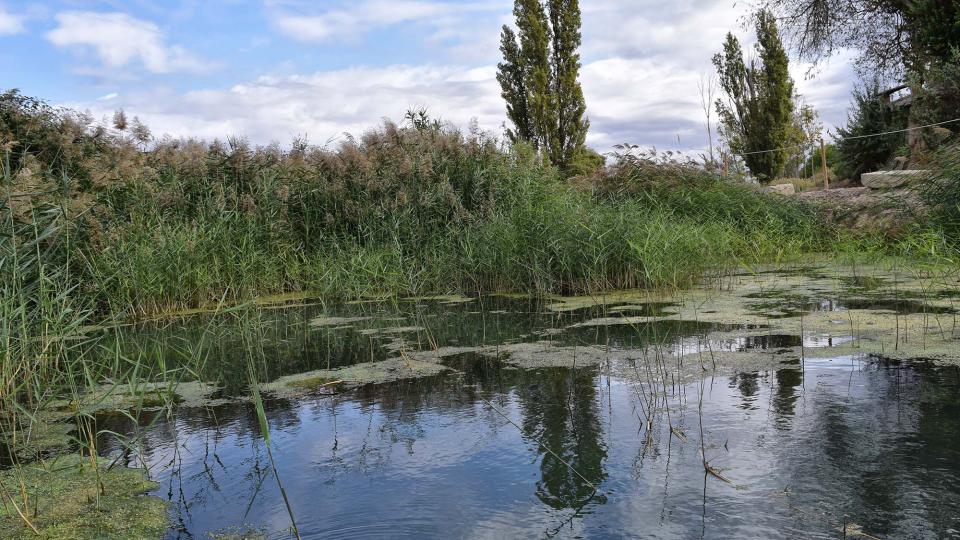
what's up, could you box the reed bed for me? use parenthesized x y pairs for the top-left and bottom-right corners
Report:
(2, 91), (958, 536)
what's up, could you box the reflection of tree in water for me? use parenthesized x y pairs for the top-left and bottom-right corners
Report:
(515, 367), (607, 509)
(730, 371), (761, 409)
(788, 361), (960, 538)
(772, 361), (803, 428)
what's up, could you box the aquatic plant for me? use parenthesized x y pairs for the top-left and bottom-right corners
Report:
(922, 141), (960, 248)
(1, 90), (844, 316)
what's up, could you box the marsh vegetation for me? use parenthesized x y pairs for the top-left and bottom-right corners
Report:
(5, 0), (960, 536)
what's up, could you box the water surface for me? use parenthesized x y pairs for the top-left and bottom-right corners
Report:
(82, 269), (960, 539)
(93, 293), (960, 539)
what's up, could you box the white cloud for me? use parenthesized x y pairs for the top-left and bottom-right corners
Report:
(46, 11), (207, 74)
(65, 53), (855, 155)
(581, 0), (745, 66)
(271, 0), (501, 43)
(67, 64), (505, 145)
(793, 51), (859, 135)
(582, 57), (711, 151)
(0, 6), (24, 35)
(57, 0), (855, 154)
(577, 0), (854, 149)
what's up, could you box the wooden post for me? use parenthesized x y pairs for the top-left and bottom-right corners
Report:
(820, 138), (829, 190)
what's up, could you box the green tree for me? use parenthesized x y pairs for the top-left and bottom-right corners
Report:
(783, 96), (823, 177)
(497, 27), (533, 143)
(518, 0), (553, 150)
(762, 0), (960, 151)
(761, 0), (960, 78)
(497, 0), (589, 171)
(713, 11), (795, 182)
(913, 48), (960, 133)
(834, 80), (908, 181)
(547, 0), (589, 169)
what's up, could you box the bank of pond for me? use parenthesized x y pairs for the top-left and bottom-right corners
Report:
(3, 263), (960, 539)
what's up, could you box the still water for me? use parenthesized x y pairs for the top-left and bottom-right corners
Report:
(97, 295), (960, 539)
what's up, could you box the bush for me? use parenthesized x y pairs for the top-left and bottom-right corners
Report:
(2, 91), (836, 315)
(922, 142), (960, 247)
(913, 48), (960, 140)
(835, 80), (908, 181)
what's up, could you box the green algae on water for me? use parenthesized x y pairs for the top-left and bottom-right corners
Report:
(0, 455), (168, 539)
(264, 357), (449, 396)
(309, 315), (373, 328)
(4, 420), (73, 461)
(47, 381), (225, 415)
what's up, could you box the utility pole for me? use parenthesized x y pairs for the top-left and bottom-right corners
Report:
(820, 138), (829, 190)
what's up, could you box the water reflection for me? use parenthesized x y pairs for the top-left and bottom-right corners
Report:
(745, 291), (958, 320)
(772, 360), (802, 427)
(91, 356), (960, 539)
(95, 296), (778, 397)
(737, 372), (762, 409)
(516, 367), (607, 509)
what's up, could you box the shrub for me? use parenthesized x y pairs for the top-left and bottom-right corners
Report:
(834, 80), (908, 181)
(2, 90), (835, 314)
(921, 141), (960, 247)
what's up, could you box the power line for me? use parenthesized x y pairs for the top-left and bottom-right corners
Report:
(670, 116), (960, 157)
(836, 116), (960, 141)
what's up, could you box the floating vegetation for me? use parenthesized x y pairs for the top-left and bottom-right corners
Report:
(6, 261), (960, 538)
(308, 316), (373, 328)
(264, 357), (450, 396)
(0, 455), (168, 539)
(2, 420), (74, 462)
(46, 381), (225, 414)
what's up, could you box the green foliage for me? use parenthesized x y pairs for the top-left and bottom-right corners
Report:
(780, 98), (824, 177)
(547, 0), (589, 170)
(566, 147), (605, 177)
(0, 455), (168, 539)
(0, 90), (97, 185)
(498, 0), (589, 172)
(764, 0), (960, 166)
(497, 26), (533, 143)
(913, 48), (960, 135)
(762, 0), (960, 77)
(922, 141), (960, 246)
(513, 0), (553, 150)
(902, 0), (960, 72)
(0, 90), (839, 316)
(834, 80), (907, 180)
(799, 142), (839, 178)
(713, 11), (795, 182)
(37, 85), (960, 349)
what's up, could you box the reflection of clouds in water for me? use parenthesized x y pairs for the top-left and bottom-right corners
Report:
(94, 320), (960, 538)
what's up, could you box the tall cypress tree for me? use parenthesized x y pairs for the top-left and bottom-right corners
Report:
(518, 0), (553, 150)
(756, 10), (793, 180)
(548, 0), (589, 169)
(714, 10), (794, 182)
(497, 26), (533, 143)
(497, 0), (589, 171)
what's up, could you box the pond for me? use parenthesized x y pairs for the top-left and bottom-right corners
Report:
(82, 265), (960, 539)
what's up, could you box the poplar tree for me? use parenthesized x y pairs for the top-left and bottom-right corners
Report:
(497, 26), (533, 143)
(714, 10), (794, 182)
(497, 0), (589, 171)
(548, 0), (589, 168)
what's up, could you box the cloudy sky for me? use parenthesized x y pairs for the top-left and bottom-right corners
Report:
(0, 0), (857, 152)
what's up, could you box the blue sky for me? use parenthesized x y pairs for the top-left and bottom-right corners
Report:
(0, 0), (857, 152)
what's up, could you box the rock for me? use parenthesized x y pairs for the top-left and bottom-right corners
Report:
(860, 170), (930, 189)
(764, 183), (795, 195)
(892, 156), (908, 170)
(932, 126), (953, 143)
(796, 186), (926, 237)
